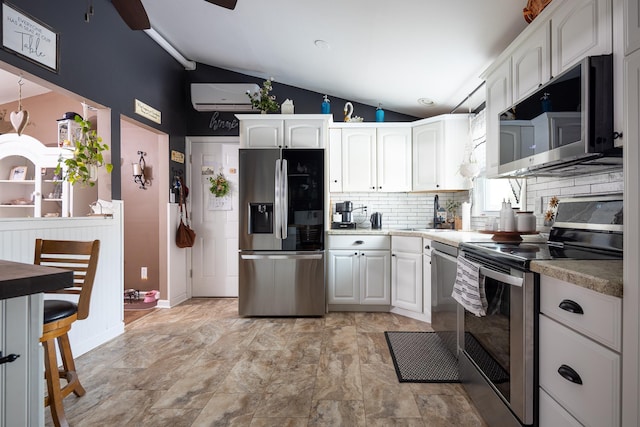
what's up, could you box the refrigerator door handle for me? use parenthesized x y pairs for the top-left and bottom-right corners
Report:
(281, 159), (288, 239)
(241, 253), (323, 260)
(274, 159), (282, 239)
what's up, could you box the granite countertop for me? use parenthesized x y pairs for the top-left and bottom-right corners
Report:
(530, 259), (623, 298)
(327, 228), (622, 298)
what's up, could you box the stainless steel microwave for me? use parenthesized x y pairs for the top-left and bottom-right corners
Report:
(497, 54), (621, 177)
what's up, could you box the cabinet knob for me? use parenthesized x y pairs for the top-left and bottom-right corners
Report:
(333, 180), (338, 183)
(354, 252), (358, 255)
(378, 186), (382, 189)
(558, 299), (584, 315)
(425, 245), (430, 250)
(354, 240), (364, 245)
(557, 364), (583, 385)
(371, 186), (375, 190)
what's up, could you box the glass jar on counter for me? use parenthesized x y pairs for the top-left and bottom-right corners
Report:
(516, 211), (536, 232)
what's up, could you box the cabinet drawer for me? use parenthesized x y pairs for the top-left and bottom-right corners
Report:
(539, 388), (582, 427)
(328, 234), (390, 250)
(540, 275), (621, 351)
(391, 236), (422, 253)
(539, 315), (620, 427)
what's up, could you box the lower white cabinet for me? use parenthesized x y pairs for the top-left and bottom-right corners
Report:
(1, 294), (44, 427)
(391, 236), (422, 312)
(538, 275), (621, 426)
(327, 235), (390, 306)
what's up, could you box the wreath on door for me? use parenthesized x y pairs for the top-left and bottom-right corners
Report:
(209, 171), (230, 198)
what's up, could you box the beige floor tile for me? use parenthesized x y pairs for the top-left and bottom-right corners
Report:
(44, 298), (489, 427)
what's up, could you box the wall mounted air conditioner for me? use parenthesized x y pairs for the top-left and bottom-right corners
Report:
(190, 83), (260, 112)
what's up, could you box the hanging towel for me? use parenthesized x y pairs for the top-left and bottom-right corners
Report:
(452, 255), (487, 317)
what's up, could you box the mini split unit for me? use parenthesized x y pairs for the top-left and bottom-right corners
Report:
(190, 83), (260, 112)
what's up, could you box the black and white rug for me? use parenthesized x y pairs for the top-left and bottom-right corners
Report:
(384, 331), (509, 383)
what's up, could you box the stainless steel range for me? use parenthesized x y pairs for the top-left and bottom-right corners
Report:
(457, 194), (623, 427)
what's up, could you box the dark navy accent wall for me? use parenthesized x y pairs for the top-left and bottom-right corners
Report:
(186, 64), (418, 136)
(0, 1), (418, 197)
(0, 0), (187, 199)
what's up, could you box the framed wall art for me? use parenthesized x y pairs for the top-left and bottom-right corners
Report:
(9, 165), (27, 180)
(1, 1), (59, 72)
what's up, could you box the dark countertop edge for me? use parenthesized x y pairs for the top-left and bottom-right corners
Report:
(0, 260), (74, 300)
(530, 259), (623, 298)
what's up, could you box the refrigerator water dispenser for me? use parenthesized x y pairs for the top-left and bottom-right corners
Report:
(249, 203), (273, 234)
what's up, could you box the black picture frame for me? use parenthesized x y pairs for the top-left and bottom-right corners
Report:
(1, 1), (59, 73)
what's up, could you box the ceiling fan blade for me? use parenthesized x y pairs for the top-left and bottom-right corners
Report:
(205, 0), (238, 10)
(112, 0), (151, 30)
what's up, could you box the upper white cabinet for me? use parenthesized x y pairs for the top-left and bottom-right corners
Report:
(512, 24), (551, 101)
(625, 0), (640, 55)
(328, 128), (343, 192)
(237, 114), (330, 148)
(482, 0), (612, 178)
(341, 127), (376, 191)
(376, 127), (412, 192)
(412, 114), (471, 191)
(551, 0), (612, 76)
(340, 125), (412, 192)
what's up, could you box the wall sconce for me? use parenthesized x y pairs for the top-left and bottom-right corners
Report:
(133, 151), (147, 189)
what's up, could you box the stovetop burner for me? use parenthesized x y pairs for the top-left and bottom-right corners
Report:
(460, 194), (623, 270)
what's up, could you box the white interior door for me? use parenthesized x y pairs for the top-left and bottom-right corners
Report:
(190, 138), (239, 297)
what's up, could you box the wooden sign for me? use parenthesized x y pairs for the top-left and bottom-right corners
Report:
(2, 2), (58, 72)
(134, 99), (161, 124)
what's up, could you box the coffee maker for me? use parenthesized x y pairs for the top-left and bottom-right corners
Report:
(332, 201), (356, 229)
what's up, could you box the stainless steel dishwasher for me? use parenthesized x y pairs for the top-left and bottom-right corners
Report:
(430, 240), (462, 355)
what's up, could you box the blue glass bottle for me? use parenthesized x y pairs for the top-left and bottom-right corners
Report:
(321, 95), (331, 114)
(541, 92), (552, 112)
(375, 103), (384, 122)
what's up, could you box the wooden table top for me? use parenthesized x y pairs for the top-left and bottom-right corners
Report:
(0, 260), (73, 300)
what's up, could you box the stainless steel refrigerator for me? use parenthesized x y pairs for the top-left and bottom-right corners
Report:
(238, 148), (325, 316)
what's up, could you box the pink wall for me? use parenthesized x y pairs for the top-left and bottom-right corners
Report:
(121, 121), (161, 294)
(0, 91), (86, 145)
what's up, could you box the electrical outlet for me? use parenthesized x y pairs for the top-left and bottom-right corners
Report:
(141, 267), (148, 280)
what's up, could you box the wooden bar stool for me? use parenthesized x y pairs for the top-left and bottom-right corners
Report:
(34, 239), (100, 427)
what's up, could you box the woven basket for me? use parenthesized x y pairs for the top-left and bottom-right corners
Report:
(523, 0), (553, 23)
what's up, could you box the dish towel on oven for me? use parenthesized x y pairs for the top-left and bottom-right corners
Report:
(452, 255), (487, 317)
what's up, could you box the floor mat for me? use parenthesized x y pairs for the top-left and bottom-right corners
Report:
(384, 331), (509, 383)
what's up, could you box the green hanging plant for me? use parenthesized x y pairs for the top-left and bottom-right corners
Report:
(55, 115), (113, 187)
(209, 171), (230, 197)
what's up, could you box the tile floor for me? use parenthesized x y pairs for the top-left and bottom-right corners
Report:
(46, 298), (488, 426)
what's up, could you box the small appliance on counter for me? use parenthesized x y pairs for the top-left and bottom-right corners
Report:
(331, 201), (356, 229)
(370, 212), (382, 229)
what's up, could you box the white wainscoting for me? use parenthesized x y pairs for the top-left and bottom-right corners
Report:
(0, 201), (125, 357)
(166, 203), (190, 308)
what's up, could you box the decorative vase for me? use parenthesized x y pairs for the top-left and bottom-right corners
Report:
(89, 164), (98, 182)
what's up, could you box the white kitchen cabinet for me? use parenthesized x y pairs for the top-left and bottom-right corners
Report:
(422, 238), (432, 321)
(327, 234), (391, 307)
(339, 126), (412, 192)
(412, 114), (471, 191)
(1, 294), (44, 427)
(237, 115), (330, 148)
(376, 127), (412, 192)
(481, 0), (612, 178)
(551, 0), (612, 76)
(341, 127), (376, 191)
(538, 275), (621, 426)
(391, 236), (422, 312)
(625, 0), (640, 55)
(512, 23), (551, 102)
(328, 128), (342, 192)
(483, 58), (512, 178)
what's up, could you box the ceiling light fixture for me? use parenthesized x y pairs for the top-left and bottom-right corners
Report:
(314, 39), (330, 49)
(418, 97), (435, 106)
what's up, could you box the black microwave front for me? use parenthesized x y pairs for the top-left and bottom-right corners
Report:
(497, 54), (619, 177)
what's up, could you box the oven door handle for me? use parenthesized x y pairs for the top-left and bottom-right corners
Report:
(479, 266), (524, 288)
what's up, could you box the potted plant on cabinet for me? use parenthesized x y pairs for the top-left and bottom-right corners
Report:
(55, 114), (112, 187)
